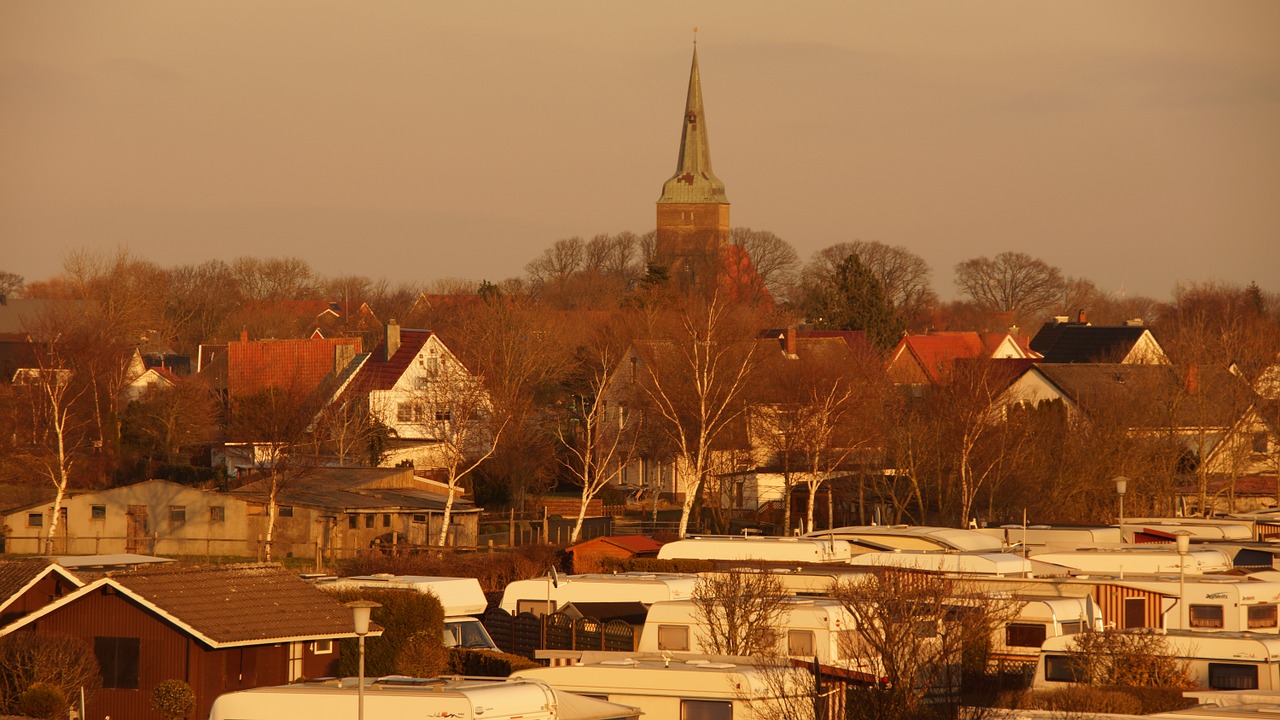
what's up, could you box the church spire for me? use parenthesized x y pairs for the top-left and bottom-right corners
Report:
(658, 47), (728, 204)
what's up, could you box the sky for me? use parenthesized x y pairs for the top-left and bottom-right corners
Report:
(2, 1), (1278, 301)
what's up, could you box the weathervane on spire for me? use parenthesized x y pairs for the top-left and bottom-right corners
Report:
(693, 27), (698, 47)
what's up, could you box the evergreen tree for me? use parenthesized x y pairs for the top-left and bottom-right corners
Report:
(813, 253), (905, 354)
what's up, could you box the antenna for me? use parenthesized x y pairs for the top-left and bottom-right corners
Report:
(693, 27), (698, 47)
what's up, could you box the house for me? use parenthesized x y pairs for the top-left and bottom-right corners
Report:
(222, 331), (362, 401)
(886, 331), (1034, 389)
(0, 563), (367, 720)
(0, 479), (259, 557)
(0, 558), (84, 626)
(332, 320), (493, 469)
(567, 535), (664, 574)
(231, 465), (482, 550)
(1029, 313), (1168, 364)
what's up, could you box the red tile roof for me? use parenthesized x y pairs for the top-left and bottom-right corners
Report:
(894, 332), (1011, 385)
(342, 329), (435, 396)
(227, 336), (362, 398)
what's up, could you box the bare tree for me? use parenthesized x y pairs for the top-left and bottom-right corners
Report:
(627, 293), (771, 537)
(555, 319), (641, 542)
(309, 396), (389, 467)
(730, 227), (800, 301)
(0, 634), (101, 716)
(954, 251), (1066, 322)
(121, 373), (221, 465)
(0, 271), (24, 298)
(830, 570), (1015, 720)
(691, 568), (791, 657)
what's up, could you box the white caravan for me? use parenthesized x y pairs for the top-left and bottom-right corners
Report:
(315, 574), (497, 649)
(1029, 546), (1234, 575)
(994, 596), (1102, 661)
(845, 550), (1034, 577)
(1099, 576), (1280, 633)
(976, 525), (1123, 552)
(808, 525), (1004, 553)
(514, 652), (813, 720)
(657, 535), (853, 564)
(209, 676), (640, 720)
(637, 596), (873, 673)
(1034, 630), (1280, 692)
(498, 572), (700, 616)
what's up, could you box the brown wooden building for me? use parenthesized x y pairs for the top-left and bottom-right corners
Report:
(0, 558), (83, 626)
(0, 563), (368, 720)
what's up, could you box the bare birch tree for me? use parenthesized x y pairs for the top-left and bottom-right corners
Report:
(629, 293), (770, 537)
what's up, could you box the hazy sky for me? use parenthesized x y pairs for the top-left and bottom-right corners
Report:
(3, 1), (1278, 300)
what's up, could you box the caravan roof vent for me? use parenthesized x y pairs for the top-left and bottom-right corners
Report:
(601, 658), (640, 667)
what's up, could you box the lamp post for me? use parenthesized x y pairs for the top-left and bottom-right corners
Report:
(1114, 477), (1129, 536)
(346, 600), (381, 720)
(1176, 532), (1191, 631)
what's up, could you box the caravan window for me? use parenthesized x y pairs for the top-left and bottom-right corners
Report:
(657, 625), (690, 651)
(1059, 621), (1083, 635)
(1044, 655), (1083, 683)
(516, 600), (555, 617)
(1209, 663), (1258, 690)
(787, 630), (815, 657)
(1005, 623), (1048, 648)
(681, 699), (731, 720)
(1248, 604), (1278, 629)
(1189, 605), (1224, 629)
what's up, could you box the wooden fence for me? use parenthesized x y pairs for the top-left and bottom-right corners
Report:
(483, 607), (636, 659)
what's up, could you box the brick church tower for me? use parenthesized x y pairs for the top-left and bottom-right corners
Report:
(654, 47), (731, 291)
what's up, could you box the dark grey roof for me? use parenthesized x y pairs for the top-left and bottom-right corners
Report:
(231, 467), (477, 514)
(1030, 323), (1150, 363)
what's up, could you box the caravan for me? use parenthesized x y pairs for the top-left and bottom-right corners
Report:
(209, 676), (639, 720)
(498, 572), (700, 616)
(1034, 630), (1280, 692)
(314, 574), (497, 650)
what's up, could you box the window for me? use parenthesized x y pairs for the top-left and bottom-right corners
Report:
(657, 625), (690, 651)
(434, 408), (452, 422)
(1044, 654), (1082, 683)
(382, 514), (391, 528)
(680, 699), (731, 720)
(787, 629), (815, 656)
(516, 600), (555, 616)
(397, 402), (423, 423)
(412, 514), (427, 524)
(1249, 604), (1278, 629)
(91, 505), (106, 521)
(313, 639), (333, 654)
(1253, 432), (1270, 454)
(348, 515), (358, 529)
(1189, 604), (1225, 629)
(169, 506), (186, 527)
(95, 637), (140, 689)
(365, 515), (375, 529)
(210, 505), (225, 522)
(1122, 597), (1146, 629)
(1209, 663), (1258, 690)
(1005, 623), (1048, 648)
(278, 506), (293, 518)
(27, 513), (42, 528)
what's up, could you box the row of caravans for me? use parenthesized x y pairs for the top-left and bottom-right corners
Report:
(209, 676), (641, 720)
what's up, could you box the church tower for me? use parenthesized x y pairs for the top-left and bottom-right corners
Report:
(654, 47), (730, 290)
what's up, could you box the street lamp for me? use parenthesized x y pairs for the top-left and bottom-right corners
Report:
(1114, 477), (1129, 536)
(346, 600), (381, 720)
(1175, 532), (1192, 632)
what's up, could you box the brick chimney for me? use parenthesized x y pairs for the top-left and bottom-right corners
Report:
(384, 319), (401, 362)
(784, 326), (798, 358)
(1186, 363), (1199, 395)
(1077, 309), (1087, 324)
(239, 328), (248, 343)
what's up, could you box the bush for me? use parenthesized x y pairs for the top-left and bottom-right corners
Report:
(322, 588), (446, 677)
(1067, 629), (1194, 689)
(447, 648), (539, 676)
(151, 679), (196, 720)
(0, 634), (100, 715)
(601, 557), (715, 574)
(338, 545), (564, 594)
(395, 632), (450, 678)
(1019, 686), (1142, 715)
(16, 682), (67, 720)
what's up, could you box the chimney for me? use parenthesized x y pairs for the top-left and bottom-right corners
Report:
(239, 328), (248, 343)
(1185, 363), (1199, 395)
(384, 319), (401, 362)
(784, 326), (797, 358)
(1077, 309), (1087, 324)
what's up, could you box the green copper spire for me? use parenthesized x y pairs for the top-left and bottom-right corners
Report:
(658, 48), (729, 204)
